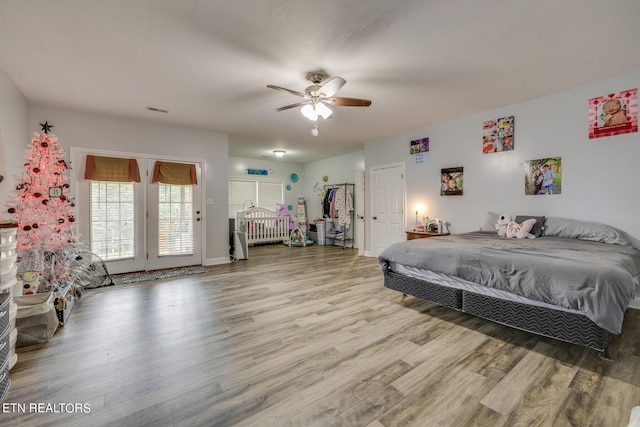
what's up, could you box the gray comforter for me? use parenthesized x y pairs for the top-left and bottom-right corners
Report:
(378, 232), (640, 334)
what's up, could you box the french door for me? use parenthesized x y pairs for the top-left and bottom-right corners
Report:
(146, 159), (202, 270)
(72, 149), (203, 274)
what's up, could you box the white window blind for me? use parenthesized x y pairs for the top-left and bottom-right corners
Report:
(258, 181), (283, 210)
(229, 180), (256, 217)
(228, 179), (283, 217)
(90, 181), (135, 260)
(158, 184), (194, 256)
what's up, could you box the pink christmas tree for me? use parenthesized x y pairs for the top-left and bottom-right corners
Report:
(6, 124), (77, 287)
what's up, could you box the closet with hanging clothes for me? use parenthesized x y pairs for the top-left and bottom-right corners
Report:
(320, 184), (354, 248)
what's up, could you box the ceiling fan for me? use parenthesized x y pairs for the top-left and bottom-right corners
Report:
(267, 72), (372, 135)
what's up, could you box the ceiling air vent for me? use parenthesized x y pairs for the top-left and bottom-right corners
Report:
(146, 106), (169, 113)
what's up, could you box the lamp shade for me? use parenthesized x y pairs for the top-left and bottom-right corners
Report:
(315, 102), (332, 119)
(301, 104), (318, 121)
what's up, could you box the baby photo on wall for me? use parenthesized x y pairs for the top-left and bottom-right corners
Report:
(482, 116), (514, 153)
(588, 88), (638, 139)
(524, 157), (562, 195)
(441, 167), (463, 196)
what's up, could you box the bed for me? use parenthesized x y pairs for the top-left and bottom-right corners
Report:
(236, 206), (290, 245)
(378, 215), (640, 358)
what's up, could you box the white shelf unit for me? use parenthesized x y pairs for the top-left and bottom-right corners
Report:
(0, 223), (18, 404)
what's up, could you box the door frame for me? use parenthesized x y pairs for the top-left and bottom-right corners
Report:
(69, 147), (206, 273)
(368, 162), (405, 257)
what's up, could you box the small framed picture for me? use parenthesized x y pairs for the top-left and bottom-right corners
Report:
(441, 167), (463, 196)
(588, 88), (638, 139)
(410, 137), (429, 154)
(524, 157), (561, 195)
(49, 187), (63, 198)
(482, 116), (514, 153)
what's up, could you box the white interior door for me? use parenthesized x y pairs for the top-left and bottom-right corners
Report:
(370, 164), (405, 257)
(147, 159), (202, 270)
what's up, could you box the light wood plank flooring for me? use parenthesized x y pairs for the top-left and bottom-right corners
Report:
(4, 244), (640, 426)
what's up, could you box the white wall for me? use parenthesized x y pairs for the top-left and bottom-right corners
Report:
(365, 70), (640, 253)
(29, 105), (230, 265)
(0, 67), (30, 212)
(228, 156), (304, 215)
(301, 151), (365, 222)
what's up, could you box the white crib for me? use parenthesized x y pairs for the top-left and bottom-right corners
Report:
(236, 207), (290, 245)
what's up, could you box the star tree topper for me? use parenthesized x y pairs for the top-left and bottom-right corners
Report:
(39, 121), (54, 134)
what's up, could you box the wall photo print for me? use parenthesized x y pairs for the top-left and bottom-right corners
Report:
(482, 116), (514, 153)
(524, 157), (561, 195)
(588, 88), (638, 139)
(441, 167), (463, 196)
(410, 137), (429, 165)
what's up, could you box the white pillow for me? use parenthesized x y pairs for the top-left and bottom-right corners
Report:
(543, 217), (630, 245)
(479, 212), (500, 232)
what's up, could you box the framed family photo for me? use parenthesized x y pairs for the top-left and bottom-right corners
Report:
(524, 157), (561, 195)
(441, 167), (463, 196)
(482, 116), (514, 153)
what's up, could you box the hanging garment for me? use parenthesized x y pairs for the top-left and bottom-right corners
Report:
(334, 186), (353, 227)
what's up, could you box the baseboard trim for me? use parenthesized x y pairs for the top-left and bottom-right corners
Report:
(629, 297), (640, 310)
(205, 257), (231, 266)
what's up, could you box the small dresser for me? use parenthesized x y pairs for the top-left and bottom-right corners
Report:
(406, 230), (450, 240)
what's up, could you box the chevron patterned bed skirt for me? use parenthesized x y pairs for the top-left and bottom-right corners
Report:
(383, 270), (611, 358)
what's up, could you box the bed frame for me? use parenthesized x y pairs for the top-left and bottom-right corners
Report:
(382, 268), (612, 359)
(236, 207), (290, 245)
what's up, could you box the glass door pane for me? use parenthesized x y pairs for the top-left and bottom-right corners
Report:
(158, 184), (194, 256)
(90, 181), (136, 260)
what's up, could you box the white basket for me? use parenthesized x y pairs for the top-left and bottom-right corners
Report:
(316, 219), (334, 245)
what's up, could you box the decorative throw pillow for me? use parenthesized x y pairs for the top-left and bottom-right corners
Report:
(506, 218), (537, 239)
(515, 215), (545, 237)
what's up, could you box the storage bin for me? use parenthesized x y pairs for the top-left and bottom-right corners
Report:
(316, 219), (333, 245)
(15, 292), (58, 347)
(0, 228), (17, 245)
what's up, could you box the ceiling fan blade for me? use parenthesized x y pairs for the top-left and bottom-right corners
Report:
(273, 101), (309, 112)
(319, 76), (346, 97)
(266, 85), (306, 98)
(329, 97), (372, 107)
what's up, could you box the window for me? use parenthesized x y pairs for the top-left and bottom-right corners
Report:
(158, 184), (194, 256)
(229, 179), (283, 217)
(90, 181), (135, 260)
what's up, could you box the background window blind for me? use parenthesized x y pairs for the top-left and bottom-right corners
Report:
(90, 181), (135, 260)
(158, 184), (194, 256)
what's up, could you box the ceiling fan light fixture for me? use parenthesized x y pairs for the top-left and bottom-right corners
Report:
(273, 149), (286, 157)
(311, 122), (319, 136)
(315, 102), (332, 119)
(301, 104), (318, 121)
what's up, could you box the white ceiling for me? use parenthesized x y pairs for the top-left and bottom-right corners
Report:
(1, 1), (639, 163)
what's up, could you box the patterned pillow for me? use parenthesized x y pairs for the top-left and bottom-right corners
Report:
(515, 215), (545, 237)
(506, 218), (537, 239)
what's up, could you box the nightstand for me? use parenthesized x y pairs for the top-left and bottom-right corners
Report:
(406, 230), (450, 240)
